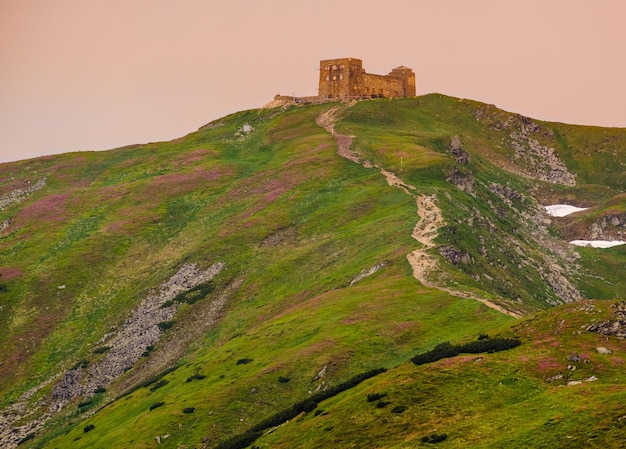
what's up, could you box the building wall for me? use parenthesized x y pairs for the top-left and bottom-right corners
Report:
(319, 57), (363, 99)
(361, 73), (405, 98)
(318, 57), (415, 99)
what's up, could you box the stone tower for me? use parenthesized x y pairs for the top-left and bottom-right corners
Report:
(318, 58), (415, 100)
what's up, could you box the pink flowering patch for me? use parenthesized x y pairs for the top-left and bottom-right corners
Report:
(172, 149), (217, 166)
(15, 194), (69, 223)
(0, 267), (22, 280)
(436, 355), (476, 368)
(537, 357), (563, 372)
(151, 168), (227, 191)
(249, 176), (296, 203)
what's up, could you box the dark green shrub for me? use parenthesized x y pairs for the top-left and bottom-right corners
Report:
(17, 433), (35, 445)
(94, 387), (106, 394)
(422, 432), (447, 443)
(376, 400), (391, 408)
(458, 337), (521, 354)
(391, 405), (407, 414)
(366, 392), (387, 402)
(72, 360), (89, 370)
(172, 282), (214, 305)
(149, 401), (165, 411)
(236, 358), (253, 365)
(186, 373), (206, 382)
(141, 345), (155, 357)
(214, 431), (263, 449)
(149, 379), (169, 391)
(157, 320), (175, 331)
(412, 338), (521, 366)
(478, 333), (490, 340)
(278, 376), (290, 383)
(83, 424), (95, 433)
(78, 400), (92, 408)
(0, 284), (8, 293)
(182, 407), (195, 414)
(300, 400), (317, 413)
(92, 346), (110, 354)
(116, 366), (179, 399)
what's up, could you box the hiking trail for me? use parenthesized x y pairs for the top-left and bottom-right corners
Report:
(317, 104), (522, 319)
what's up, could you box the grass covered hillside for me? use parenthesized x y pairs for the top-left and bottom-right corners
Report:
(0, 94), (625, 448)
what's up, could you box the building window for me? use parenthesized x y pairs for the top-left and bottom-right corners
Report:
(332, 65), (337, 70)
(325, 76), (330, 81)
(332, 75), (337, 81)
(339, 64), (345, 69)
(324, 66), (330, 71)
(339, 74), (343, 80)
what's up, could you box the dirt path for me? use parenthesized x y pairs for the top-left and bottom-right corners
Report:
(317, 105), (522, 319)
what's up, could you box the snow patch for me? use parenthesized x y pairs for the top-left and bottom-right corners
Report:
(570, 240), (626, 248)
(544, 204), (588, 217)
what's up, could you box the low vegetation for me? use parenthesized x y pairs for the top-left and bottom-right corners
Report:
(1, 95), (625, 448)
(411, 336), (521, 365)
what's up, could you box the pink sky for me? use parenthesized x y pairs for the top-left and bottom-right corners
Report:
(1, 0), (625, 164)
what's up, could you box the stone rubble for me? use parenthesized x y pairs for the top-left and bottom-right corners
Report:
(0, 262), (224, 449)
(0, 178), (47, 209)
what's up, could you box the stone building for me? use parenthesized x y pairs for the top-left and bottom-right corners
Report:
(318, 57), (415, 100)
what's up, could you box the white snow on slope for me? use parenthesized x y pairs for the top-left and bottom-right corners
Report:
(544, 204), (588, 217)
(544, 205), (626, 248)
(570, 240), (626, 248)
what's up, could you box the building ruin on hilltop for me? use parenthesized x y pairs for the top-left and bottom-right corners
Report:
(318, 57), (415, 100)
(272, 57), (415, 105)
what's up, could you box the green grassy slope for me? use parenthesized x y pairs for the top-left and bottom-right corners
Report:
(251, 300), (626, 449)
(0, 95), (624, 448)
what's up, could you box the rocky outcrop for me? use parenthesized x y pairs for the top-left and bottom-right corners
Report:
(509, 128), (576, 186)
(446, 136), (474, 193)
(489, 183), (521, 207)
(349, 262), (385, 285)
(0, 178), (47, 210)
(0, 218), (11, 232)
(474, 108), (576, 186)
(449, 135), (469, 164)
(438, 246), (471, 265)
(446, 167), (474, 193)
(588, 213), (626, 240)
(587, 301), (626, 338)
(0, 262), (224, 448)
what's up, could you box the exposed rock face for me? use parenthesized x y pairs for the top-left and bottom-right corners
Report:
(438, 246), (471, 265)
(446, 167), (474, 193)
(456, 178), (583, 305)
(0, 178), (47, 209)
(489, 183), (520, 207)
(446, 136), (474, 192)
(0, 218), (11, 232)
(0, 262), (224, 448)
(509, 127), (576, 186)
(587, 301), (626, 338)
(474, 108), (576, 186)
(449, 135), (469, 164)
(349, 262), (385, 285)
(589, 213), (626, 240)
